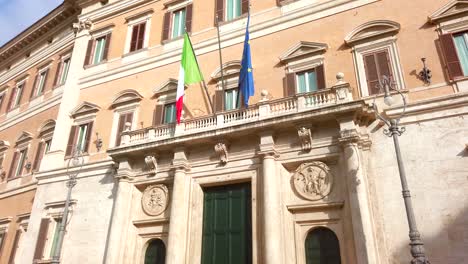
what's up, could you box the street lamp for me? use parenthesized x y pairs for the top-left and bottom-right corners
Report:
(372, 76), (430, 264)
(51, 148), (84, 263)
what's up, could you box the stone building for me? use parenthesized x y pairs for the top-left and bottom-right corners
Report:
(1, 0), (467, 263)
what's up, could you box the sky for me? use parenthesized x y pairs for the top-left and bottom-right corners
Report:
(0, 0), (62, 47)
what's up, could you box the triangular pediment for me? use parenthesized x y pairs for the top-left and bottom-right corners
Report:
(345, 20), (400, 45)
(15, 131), (33, 145)
(279, 42), (328, 63)
(70, 101), (101, 118)
(0, 141), (10, 152)
(110, 89), (143, 108)
(211, 60), (242, 80)
(153, 78), (179, 96)
(429, 0), (468, 22)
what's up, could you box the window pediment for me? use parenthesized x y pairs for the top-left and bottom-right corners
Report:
(153, 78), (179, 96)
(38, 119), (56, 137)
(110, 89), (143, 108)
(70, 101), (101, 118)
(0, 141), (10, 152)
(279, 41), (328, 63)
(345, 20), (400, 45)
(15, 131), (33, 145)
(429, 0), (468, 23)
(211, 60), (242, 80)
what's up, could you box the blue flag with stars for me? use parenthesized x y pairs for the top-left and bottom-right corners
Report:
(238, 14), (255, 107)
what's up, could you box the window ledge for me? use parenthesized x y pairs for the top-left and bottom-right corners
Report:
(122, 48), (149, 64)
(6, 107), (20, 118)
(84, 60), (108, 69)
(30, 94), (44, 107)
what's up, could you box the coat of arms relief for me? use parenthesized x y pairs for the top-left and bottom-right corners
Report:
(141, 185), (169, 216)
(292, 161), (333, 201)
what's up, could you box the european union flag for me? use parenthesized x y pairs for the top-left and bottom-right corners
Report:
(238, 14), (255, 107)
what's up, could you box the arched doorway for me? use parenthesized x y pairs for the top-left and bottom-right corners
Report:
(305, 227), (341, 264)
(144, 239), (166, 264)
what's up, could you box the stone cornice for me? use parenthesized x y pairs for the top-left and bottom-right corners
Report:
(0, 3), (79, 65)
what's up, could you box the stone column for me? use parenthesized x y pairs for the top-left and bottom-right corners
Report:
(104, 161), (134, 264)
(339, 128), (379, 264)
(166, 148), (191, 264)
(258, 132), (283, 264)
(41, 20), (93, 170)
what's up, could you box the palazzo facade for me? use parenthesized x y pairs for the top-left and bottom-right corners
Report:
(0, 0), (467, 263)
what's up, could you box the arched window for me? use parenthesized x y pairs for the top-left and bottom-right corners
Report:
(305, 227), (341, 264)
(144, 239), (166, 264)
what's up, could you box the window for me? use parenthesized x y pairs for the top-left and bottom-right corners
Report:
(32, 139), (51, 172)
(7, 148), (28, 179)
(215, 0), (248, 23)
(453, 32), (468, 76)
(84, 34), (111, 66)
(31, 68), (49, 98)
(66, 122), (93, 156)
(201, 183), (252, 264)
(7, 82), (25, 111)
(144, 239), (166, 264)
(0, 232), (5, 256)
(48, 218), (62, 258)
(163, 103), (176, 124)
(172, 9), (186, 39)
(305, 227), (341, 264)
(362, 50), (393, 96)
(0, 90), (6, 111)
(54, 55), (71, 86)
(115, 112), (134, 146)
(162, 5), (193, 42)
(130, 22), (146, 52)
(440, 31), (468, 80)
(8, 229), (23, 263)
(283, 65), (325, 97)
(33, 217), (62, 261)
(224, 88), (239, 110)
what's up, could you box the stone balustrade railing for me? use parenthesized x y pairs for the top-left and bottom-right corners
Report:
(119, 80), (352, 147)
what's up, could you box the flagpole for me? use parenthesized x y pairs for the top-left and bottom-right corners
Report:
(185, 32), (214, 114)
(216, 14), (227, 103)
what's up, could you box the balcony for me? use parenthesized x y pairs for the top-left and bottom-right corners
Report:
(110, 78), (359, 155)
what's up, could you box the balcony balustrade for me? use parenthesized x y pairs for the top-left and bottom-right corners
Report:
(118, 78), (352, 148)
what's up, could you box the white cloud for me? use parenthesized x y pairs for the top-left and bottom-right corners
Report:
(0, 0), (62, 46)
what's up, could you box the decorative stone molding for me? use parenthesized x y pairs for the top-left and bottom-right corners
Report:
(279, 41), (328, 63)
(214, 143), (229, 164)
(211, 60), (242, 80)
(297, 127), (312, 151)
(144, 155), (158, 171)
(153, 78), (179, 96)
(0, 140), (10, 152)
(428, 0), (468, 23)
(73, 18), (93, 34)
(110, 89), (143, 109)
(344, 20), (401, 45)
(70, 101), (101, 118)
(15, 131), (33, 145)
(338, 128), (361, 144)
(292, 162), (333, 201)
(141, 184), (169, 216)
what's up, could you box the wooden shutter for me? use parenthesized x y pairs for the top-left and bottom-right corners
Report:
(186, 4), (193, 33)
(130, 24), (139, 52)
(215, 0), (224, 23)
(84, 39), (93, 66)
(363, 53), (380, 95)
(30, 74), (39, 99)
(376, 51), (392, 80)
(440, 33), (464, 80)
(214, 90), (224, 112)
(283, 73), (296, 97)
(153, 105), (164, 126)
(316, 64), (326, 89)
(137, 23), (146, 50)
(102, 33), (112, 61)
(53, 60), (62, 86)
(241, 0), (249, 14)
(33, 219), (50, 260)
(116, 113), (133, 146)
(6, 89), (16, 111)
(42, 69), (50, 93)
(8, 229), (22, 263)
(83, 122), (94, 153)
(32, 142), (44, 172)
(7, 152), (19, 179)
(162, 12), (171, 42)
(65, 126), (77, 157)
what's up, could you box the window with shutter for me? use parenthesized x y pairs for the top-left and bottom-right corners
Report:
(224, 88), (239, 110)
(8, 229), (22, 264)
(453, 32), (468, 77)
(55, 55), (71, 86)
(115, 112), (134, 146)
(9, 148), (28, 178)
(362, 50), (394, 96)
(305, 227), (341, 264)
(0, 232), (6, 256)
(33, 218), (49, 261)
(172, 8), (187, 39)
(130, 22), (146, 52)
(226, 0), (242, 21)
(9, 82), (25, 111)
(163, 4), (193, 42)
(163, 103), (176, 124)
(201, 183), (252, 264)
(93, 36), (107, 64)
(0, 92), (5, 112)
(32, 68), (49, 97)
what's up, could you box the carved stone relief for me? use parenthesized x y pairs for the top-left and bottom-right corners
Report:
(214, 142), (228, 164)
(141, 185), (169, 216)
(292, 162), (333, 201)
(297, 127), (312, 151)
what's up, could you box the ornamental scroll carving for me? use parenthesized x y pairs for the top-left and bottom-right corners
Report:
(141, 185), (169, 216)
(292, 162), (333, 201)
(72, 19), (92, 34)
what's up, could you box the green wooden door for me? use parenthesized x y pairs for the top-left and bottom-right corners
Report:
(305, 227), (341, 264)
(201, 183), (252, 264)
(144, 239), (166, 264)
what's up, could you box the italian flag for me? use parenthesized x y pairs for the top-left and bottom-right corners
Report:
(176, 33), (204, 124)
